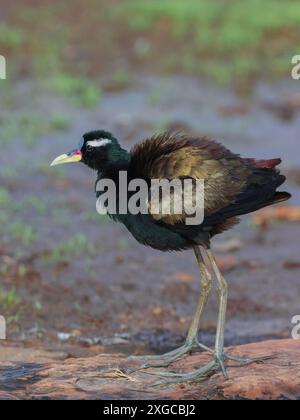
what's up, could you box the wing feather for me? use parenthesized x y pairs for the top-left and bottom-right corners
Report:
(130, 132), (250, 225)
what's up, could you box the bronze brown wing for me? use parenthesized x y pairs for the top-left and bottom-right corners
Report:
(130, 132), (251, 225)
(130, 132), (290, 244)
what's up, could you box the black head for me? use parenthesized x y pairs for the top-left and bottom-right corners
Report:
(51, 130), (128, 170)
(81, 130), (122, 170)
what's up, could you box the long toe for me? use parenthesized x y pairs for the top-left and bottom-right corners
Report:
(224, 354), (273, 365)
(147, 360), (218, 386)
(141, 345), (194, 369)
(128, 345), (189, 362)
(129, 339), (208, 368)
(144, 353), (232, 385)
(128, 354), (161, 361)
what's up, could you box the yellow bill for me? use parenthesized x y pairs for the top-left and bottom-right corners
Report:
(50, 152), (82, 167)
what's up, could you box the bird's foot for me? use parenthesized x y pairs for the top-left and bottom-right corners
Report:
(144, 358), (219, 385)
(224, 353), (272, 365)
(144, 352), (268, 385)
(128, 338), (211, 368)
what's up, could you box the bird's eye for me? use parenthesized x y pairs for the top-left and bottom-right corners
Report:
(86, 144), (94, 152)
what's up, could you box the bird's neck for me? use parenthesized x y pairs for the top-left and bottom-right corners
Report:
(96, 146), (131, 178)
(89, 143), (130, 172)
(108, 143), (130, 164)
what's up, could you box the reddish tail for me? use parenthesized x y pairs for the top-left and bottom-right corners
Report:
(246, 158), (282, 169)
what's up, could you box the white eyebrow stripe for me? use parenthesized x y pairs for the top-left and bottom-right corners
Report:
(87, 139), (112, 147)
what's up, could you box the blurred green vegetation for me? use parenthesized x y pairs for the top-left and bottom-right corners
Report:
(0, 23), (24, 47)
(0, 287), (21, 310)
(0, 187), (44, 251)
(47, 74), (102, 108)
(47, 234), (95, 263)
(123, 0), (300, 85)
(0, 110), (71, 146)
(0, 0), (299, 90)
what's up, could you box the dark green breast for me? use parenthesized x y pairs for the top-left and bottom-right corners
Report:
(111, 213), (192, 251)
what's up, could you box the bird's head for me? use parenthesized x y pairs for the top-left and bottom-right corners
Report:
(51, 130), (126, 170)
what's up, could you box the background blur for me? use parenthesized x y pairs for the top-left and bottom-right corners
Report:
(0, 0), (300, 356)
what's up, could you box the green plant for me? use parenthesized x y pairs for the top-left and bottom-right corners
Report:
(49, 115), (71, 131)
(48, 74), (102, 107)
(112, 69), (132, 88)
(48, 234), (95, 262)
(123, 0), (300, 84)
(24, 196), (48, 215)
(0, 23), (24, 48)
(0, 188), (12, 208)
(9, 222), (37, 246)
(0, 166), (18, 178)
(0, 287), (21, 309)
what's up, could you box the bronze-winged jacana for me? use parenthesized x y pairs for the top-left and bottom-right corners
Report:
(51, 130), (291, 383)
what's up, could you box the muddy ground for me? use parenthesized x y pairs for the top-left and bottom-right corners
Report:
(1, 75), (299, 359)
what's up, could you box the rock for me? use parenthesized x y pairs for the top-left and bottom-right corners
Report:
(0, 339), (299, 400)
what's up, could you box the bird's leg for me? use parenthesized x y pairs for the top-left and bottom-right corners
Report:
(184, 246), (213, 351)
(129, 246), (212, 367)
(145, 248), (224, 383)
(206, 249), (268, 370)
(145, 248), (263, 385)
(206, 248), (229, 378)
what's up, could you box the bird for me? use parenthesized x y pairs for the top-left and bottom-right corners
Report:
(51, 130), (291, 384)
